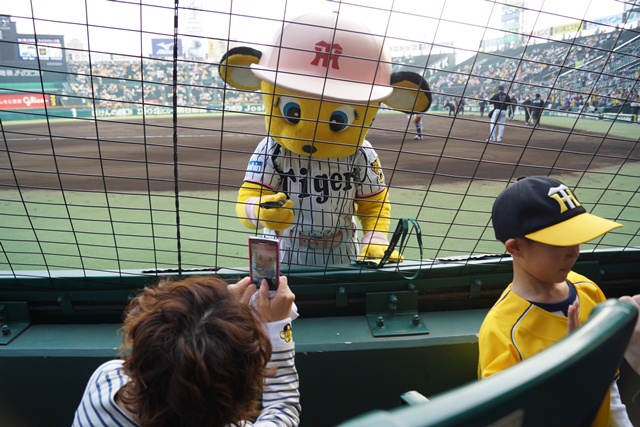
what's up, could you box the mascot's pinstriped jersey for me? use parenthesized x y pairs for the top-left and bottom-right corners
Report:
(244, 137), (385, 265)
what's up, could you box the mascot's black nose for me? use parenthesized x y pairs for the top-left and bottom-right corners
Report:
(302, 145), (317, 154)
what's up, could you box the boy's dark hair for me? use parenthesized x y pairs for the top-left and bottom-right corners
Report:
(119, 275), (271, 427)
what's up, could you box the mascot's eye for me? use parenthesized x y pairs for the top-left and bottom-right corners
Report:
(279, 96), (301, 124)
(329, 106), (357, 132)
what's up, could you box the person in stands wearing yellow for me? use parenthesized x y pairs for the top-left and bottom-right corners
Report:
(478, 176), (631, 426)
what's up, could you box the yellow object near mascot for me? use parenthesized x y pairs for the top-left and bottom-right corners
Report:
(219, 12), (431, 267)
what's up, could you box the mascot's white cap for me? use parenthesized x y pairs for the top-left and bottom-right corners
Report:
(251, 13), (393, 103)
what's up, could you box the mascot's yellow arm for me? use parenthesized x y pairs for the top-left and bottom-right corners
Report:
(355, 188), (390, 234)
(355, 189), (403, 262)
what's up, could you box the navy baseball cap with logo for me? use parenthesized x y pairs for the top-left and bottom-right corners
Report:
(492, 176), (622, 246)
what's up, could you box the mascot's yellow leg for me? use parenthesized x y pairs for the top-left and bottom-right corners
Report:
(355, 188), (404, 263)
(237, 182), (295, 231)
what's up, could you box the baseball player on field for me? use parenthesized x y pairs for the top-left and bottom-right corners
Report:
(530, 93), (545, 128)
(487, 85), (511, 142)
(410, 113), (423, 140)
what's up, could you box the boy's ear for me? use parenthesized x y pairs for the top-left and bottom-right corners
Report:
(384, 71), (432, 113)
(219, 46), (263, 91)
(504, 238), (523, 257)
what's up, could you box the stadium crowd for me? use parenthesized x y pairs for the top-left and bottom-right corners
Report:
(64, 60), (260, 109)
(414, 29), (639, 115)
(60, 28), (638, 114)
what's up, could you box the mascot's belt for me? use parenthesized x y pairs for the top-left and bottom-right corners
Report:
(292, 230), (345, 249)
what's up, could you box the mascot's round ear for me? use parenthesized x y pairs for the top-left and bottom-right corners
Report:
(219, 46), (263, 91)
(384, 71), (432, 113)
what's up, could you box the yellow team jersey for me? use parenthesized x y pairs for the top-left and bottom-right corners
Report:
(477, 271), (610, 426)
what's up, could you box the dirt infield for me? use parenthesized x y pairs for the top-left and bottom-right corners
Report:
(1, 112), (637, 192)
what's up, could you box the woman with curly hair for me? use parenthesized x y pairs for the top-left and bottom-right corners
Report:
(72, 275), (299, 427)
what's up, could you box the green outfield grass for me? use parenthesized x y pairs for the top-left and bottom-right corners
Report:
(2, 109), (637, 271)
(423, 108), (639, 140)
(1, 161), (638, 272)
(512, 114), (638, 140)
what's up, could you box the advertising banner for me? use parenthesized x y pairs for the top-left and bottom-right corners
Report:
(551, 21), (583, 36)
(0, 93), (50, 109)
(152, 38), (183, 58)
(17, 36), (64, 61)
(583, 13), (624, 30)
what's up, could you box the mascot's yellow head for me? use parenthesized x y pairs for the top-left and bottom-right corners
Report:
(219, 12), (432, 159)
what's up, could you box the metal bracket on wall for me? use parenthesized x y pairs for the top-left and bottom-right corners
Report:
(470, 278), (482, 298)
(365, 290), (429, 337)
(56, 292), (75, 315)
(0, 302), (30, 345)
(336, 286), (348, 307)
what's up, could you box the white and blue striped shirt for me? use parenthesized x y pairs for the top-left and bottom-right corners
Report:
(72, 318), (300, 427)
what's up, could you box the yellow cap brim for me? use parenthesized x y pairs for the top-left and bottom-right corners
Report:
(525, 212), (622, 246)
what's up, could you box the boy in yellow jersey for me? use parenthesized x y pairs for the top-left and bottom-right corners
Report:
(478, 176), (631, 426)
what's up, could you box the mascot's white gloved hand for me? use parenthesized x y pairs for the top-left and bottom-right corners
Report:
(358, 231), (404, 263)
